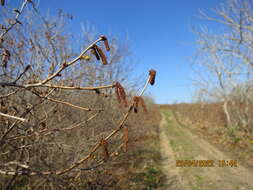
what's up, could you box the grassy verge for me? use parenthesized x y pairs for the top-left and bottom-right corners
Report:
(170, 108), (253, 168)
(88, 107), (167, 189)
(128, 141), (165, 189)
(123, 109), (166, 189)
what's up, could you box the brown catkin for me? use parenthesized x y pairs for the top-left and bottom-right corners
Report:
(95, 45), (108, 65)
(115, 83), (121, 104)
(133, 96), (139, 113)
(149, 69), (156, 85)
(115, 82), (128, 107)
(100, 35), (110, 51)
(101, 139), (109, 161)
(138, 97), (148, 113)
(133, 96), (148, 113)
(91, 45), (100, 60)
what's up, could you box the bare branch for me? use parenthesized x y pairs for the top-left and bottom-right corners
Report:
(0, 112), (27, 122)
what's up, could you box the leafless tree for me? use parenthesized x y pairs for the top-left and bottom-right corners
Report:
(193, 0), (253, 131)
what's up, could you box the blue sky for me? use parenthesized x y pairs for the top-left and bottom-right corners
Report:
(21, 0), (223, 103)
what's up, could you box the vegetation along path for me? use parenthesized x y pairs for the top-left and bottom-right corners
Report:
(158, 110), (253, 190)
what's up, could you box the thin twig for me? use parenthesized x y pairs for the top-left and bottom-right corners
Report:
(0, 89), (55, 141)
(31, 91), (103, 111)
(37, 84), (114, 91)
(0, 0), (29, 39)
(13, 65), (31, 84)
(25, 37), (105, 87)
(0, 72), (154, 176)
(0, 89), (20, 99)
(56, 74), (152, 175)
(0, 112), (27, 122)
(7, 112), (100, 140)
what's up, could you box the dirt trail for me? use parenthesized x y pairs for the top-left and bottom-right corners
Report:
(159, 113), (187, 189)
(159, 112), (253, 190)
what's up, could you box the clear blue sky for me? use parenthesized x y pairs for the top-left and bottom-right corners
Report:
(36, 0), (222, 103)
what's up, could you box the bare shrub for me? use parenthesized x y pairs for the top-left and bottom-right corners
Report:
(0, 1), (157, 189)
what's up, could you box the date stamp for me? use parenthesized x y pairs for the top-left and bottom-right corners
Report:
(176, 160), (237, 167)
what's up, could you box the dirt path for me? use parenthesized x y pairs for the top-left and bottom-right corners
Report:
(159, 111), (253, 190)
(158, 113), (186, 189)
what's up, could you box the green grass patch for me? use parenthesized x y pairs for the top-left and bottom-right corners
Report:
(195, 175), (205, 185)
(162, 110), (199, 160)
(132, 167), (163, 189)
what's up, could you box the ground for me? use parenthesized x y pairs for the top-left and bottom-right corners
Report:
(158, 110), (253, 190)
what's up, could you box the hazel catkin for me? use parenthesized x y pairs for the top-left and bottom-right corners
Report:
(115, 82), (128, 107)
(149, 69), (156, 85)
(100, 35), (110, 51)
